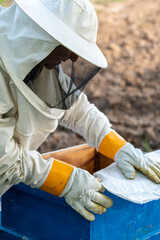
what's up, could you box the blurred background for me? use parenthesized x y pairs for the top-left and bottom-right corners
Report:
(1, 0), (160, 153)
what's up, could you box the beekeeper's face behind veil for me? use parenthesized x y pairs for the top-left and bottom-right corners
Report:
(39, 45), (79, 70)
(0, 0), (107, 110)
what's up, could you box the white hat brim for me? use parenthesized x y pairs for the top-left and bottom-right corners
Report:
(15, 0), (108, 68)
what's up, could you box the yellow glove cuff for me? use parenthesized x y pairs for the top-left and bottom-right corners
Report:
(40, 159), (74, 196)
(98, 131), (126, 160)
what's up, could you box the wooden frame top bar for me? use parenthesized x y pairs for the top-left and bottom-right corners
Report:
(42, 144), (113, 174)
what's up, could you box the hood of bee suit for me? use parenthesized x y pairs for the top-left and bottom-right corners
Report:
(0, 1), (107, 114)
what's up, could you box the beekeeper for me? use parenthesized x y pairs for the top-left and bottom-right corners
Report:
(0, 0), (160, 221)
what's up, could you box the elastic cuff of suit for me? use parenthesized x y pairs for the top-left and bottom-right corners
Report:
(40, 159), (74, 196)
(98, 130), (126, 160)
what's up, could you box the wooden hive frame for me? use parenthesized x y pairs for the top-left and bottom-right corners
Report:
(42, 143), (114, 174)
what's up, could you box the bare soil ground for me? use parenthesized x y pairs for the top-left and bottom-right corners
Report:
(39, 0), (160, 153)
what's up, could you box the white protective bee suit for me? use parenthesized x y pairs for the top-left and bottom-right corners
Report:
(0, 0), (160, 221)
(0, 0), (114, 221)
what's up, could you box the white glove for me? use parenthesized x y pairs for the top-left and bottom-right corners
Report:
(115, 143), (160, 183)
(61, 168), (113, 221)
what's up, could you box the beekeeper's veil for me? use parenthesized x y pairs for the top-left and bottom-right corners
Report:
(0, 0), (107, 110)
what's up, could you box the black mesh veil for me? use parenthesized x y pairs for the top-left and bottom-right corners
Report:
(24, 57), (100, 110)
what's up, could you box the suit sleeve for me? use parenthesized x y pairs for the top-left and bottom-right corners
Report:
(0, 107), (53, 196)
(59, 92), (112, 150)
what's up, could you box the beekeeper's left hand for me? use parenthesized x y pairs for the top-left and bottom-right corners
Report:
(98, 130), (160, 184)
(115, 143), (160, 183)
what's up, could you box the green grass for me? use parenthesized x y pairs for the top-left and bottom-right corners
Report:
(142, 138), (151, 153)
(0, 0), (14, 6)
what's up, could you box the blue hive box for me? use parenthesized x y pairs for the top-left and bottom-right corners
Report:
(0, 144), (160, 240)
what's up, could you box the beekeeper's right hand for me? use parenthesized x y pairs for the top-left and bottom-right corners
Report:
(62, 168), (113, 221)
(40, 159), (113, 221)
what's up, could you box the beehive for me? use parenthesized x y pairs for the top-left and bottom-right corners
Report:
(1, 144), (160, 240)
